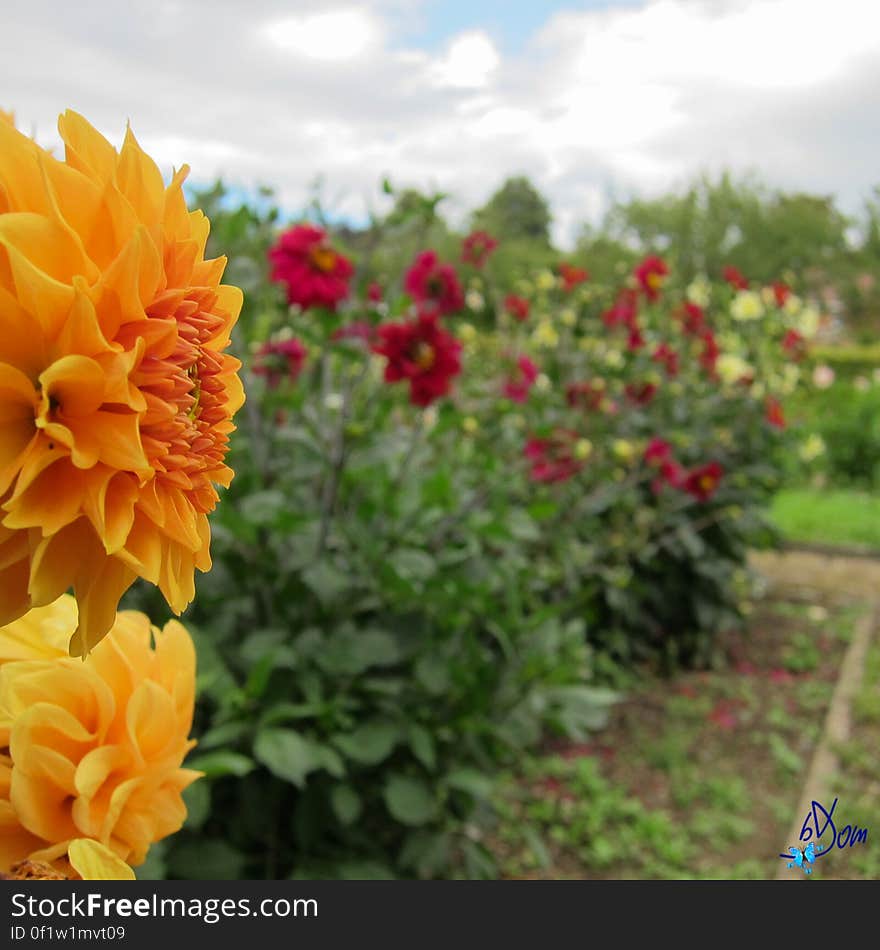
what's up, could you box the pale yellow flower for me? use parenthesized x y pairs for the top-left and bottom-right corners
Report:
(574, 439), (593, 460)
(612, 439), (634, 462)
(531, 320), (559, 348)
(536, 270), (557, 291)
(730, 290), (764, 321)
(686, 277), (711, 308)
(716, 354), (753, 385)
(799, 434), (826, 462)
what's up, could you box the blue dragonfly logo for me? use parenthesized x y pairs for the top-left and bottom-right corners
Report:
(785, 841), (820, 875)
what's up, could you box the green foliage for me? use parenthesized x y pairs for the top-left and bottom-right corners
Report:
(792, 380), (880, 487)
(472, 176), (553, 245)
(124, 179), (812, 879)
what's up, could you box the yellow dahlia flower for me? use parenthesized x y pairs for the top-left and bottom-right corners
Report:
(0, 594), (198, 875)
(0, 111), (243, 655)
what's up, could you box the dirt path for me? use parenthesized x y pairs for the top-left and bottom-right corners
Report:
(750, 549), (880, 601)
(753, 548), (879, 881)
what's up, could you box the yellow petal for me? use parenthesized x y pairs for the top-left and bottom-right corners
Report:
(67, 838), (135, 881)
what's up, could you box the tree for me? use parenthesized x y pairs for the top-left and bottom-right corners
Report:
(472, 176), (552, 245)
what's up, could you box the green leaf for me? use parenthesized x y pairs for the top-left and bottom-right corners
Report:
(186, 751), (254, 779)
(506, 509), (541, 542)
(388, 548), (435, 584)
(238, 489), (287, 526)
(334, 721), (400, 766)
(414, 654), (450, 695)
(254, 728), (321, 788)
(445, 768), (494, 800)
(330, 785), (363, 826)
(302, 561), (349, 606)
(384, 774), (437, 826)
(408, 724), (436, 770)
(182, 780), (211, 831)
(168, 840), (245, 880)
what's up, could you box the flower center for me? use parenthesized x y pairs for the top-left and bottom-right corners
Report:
(309, 246), (337, 273)
(427, 275), (444, 297)
(647, 272), (664, 291)
(412, 342), (436, 370)
(699, 475), (715, 492)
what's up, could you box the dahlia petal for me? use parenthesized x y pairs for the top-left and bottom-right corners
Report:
(0, 798), (44, 871)
(2, 460), (86, 536)
(74, 744), (130, 802)
(116, 126), (165, 246)
(57, 111), (118, 183)
(0, 211), (93, 287)
(126, 680), (177, 763)
(0, 593), (73, 662)
(39, 354), (106, 417)
(0, 288), (46, 377)
(67, 838), (135, 881)
(115, 513), (162, 583)
(55, 410), (149, 473)
(10, 765), (79, 843)
(0, 121), (52, 214)
(0, 554), (31, 627)
(0, 233), (76, 338)
(70, 556), (137, 657)
(83, 471), (138, 554)
(98, 775), (139, 843)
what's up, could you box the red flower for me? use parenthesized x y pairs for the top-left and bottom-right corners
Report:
(559, 262), (589, 291)
(634, 255), (669, 301)
(652, 342), (679, 376)
(461, 230), (498, 268)
(644, 437), (673, 465)
(602, 288), (639, 329)
(782, 328), (806, 361)
(682, 461), (723, 501)
(502, 355), (539, 403)
(771, 281), (791, 307)
(627, 325), (646, 352)
(268, 224), (354, 311)
(405, 250), (464, 315)
(678, 302), (706, 336)
(653, 459), (683, 493)
(566, 380), (607, 412)
(504, 294), (530, 322)
(367, 282), (383, 303)
(371, 310), (462, 406)
(722, 265), (749, 290)
(765, 396), (786, 429)
(524, 430), (583, 484)
(625, 382), (658, 406)
(644, 439), (682, 492)
(699, 330), (720, 376)
(769, 668), (794, 684)
(253, 337), (308, 388)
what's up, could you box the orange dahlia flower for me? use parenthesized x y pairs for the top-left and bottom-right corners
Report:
(0, 594), (198, 876)
(0, 111), (244, 655)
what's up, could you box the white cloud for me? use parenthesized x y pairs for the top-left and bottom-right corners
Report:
(431, 30), (500, 89)
(261, 7), (382, 61)
(1, 0), (879, 251)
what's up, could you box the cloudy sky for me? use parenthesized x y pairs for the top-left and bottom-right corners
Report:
(3, 0), (879, 247)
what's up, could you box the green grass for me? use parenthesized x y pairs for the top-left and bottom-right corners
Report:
(771, 489), (880, 549)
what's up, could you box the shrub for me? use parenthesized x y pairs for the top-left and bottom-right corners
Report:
(125, 186), (809, 878)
